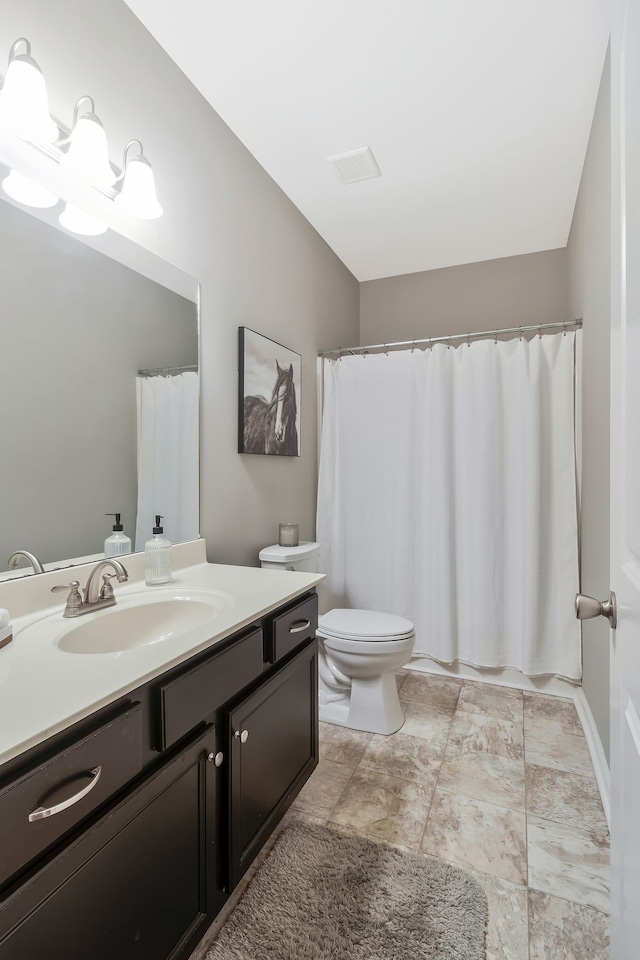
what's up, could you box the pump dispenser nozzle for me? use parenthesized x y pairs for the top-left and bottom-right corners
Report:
(106, 513), (123, 531)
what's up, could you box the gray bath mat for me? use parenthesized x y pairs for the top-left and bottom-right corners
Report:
(206, 820), (487, 959)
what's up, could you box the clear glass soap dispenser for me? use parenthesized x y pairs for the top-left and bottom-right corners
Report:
(104, 513), (132, 558)
(145, 515), (172, 585)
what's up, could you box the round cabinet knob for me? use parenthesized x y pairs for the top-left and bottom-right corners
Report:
(234, 729), (249, 744)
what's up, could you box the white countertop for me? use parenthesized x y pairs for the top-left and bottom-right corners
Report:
(0, 540), (323, 767)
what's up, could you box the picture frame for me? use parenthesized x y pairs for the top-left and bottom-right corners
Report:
(238, 327), (301, 456)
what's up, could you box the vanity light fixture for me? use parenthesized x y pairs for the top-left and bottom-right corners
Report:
(0, 39), (58, 145)
(1, 169), (58, 208)
(0, 38), (163, 232)
(58, 202), (107, 236)
(114, 140), (162, 219)
(60, 96), (116, 189)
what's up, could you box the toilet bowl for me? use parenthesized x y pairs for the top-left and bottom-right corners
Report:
(316, 608), (415, 735)
(258, 543), (415, 735)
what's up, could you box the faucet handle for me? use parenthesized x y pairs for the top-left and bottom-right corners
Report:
(51, 581), (83, 616)
(99, 573), (118, 601)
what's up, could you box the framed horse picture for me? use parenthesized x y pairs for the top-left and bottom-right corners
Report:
(238, 328), (301, 456)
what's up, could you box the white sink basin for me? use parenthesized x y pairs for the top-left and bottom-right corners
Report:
(58, 594), (229, 655)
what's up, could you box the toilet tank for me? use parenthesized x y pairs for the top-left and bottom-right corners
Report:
(259, 541), (319, 572)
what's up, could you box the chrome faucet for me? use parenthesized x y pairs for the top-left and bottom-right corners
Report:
(7, 550), (45, 575)
(51, 559), (128, 618)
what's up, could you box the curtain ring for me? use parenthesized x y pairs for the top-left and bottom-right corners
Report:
(429, 338), (433, 350)
(538, 326), (542, 339)
(466, 332), (471, 348)
(563, 322), (567, 337)
(519, 326), (523, 341)
(384, 343), (389, 357)
(494, 330), (498, 345)
(411, 339), (416, 353)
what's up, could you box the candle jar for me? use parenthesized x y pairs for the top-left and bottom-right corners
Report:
(278, 522), (299, 547)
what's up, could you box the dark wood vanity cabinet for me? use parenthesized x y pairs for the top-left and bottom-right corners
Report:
(228, 640), (318, 889)
(0, 589), (319, 960)
(0, 727), (217, 960)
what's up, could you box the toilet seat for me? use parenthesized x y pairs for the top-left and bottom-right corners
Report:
(317, 608), (414, 643)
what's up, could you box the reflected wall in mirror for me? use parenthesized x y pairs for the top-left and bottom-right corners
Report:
(0, 194), (199, 579)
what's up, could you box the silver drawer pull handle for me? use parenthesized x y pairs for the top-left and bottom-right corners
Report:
(28, 766), (102, 822)
(289, 619), (311, 634)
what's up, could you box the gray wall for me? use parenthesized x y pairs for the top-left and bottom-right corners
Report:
(0, 197), (197, 566)
(0, 0), (359, 567)
(567, 51), (611, 761)
(360, 249), (569, 343)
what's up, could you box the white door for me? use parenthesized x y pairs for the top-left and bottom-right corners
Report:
(610, 0), (640, 955)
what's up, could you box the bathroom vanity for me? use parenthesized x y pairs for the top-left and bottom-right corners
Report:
(0, 542), (321, 959)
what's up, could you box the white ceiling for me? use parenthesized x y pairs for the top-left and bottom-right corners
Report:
(124, 0), (611, 281)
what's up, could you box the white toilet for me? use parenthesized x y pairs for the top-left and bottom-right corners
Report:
(259, 542), (415, 735)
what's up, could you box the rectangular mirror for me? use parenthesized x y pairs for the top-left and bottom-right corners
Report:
(0, 183), (199, 580)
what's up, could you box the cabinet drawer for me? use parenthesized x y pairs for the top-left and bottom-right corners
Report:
(0, 702), (142, 889)
(269, 593), (318, 663)
(158, 627), (264, 751)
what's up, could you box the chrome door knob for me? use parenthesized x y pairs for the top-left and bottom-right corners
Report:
(234, 729), (249, 743)
(575, 591), (617, 629)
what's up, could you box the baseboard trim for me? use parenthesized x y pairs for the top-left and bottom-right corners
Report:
(573, 687), (610, 828)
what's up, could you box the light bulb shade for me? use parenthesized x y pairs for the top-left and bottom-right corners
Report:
(61, 112), (115, 188)
(115, 155), (162, 219)
(0, 51), (58, 144)
(2, 169), (58, 208)
(59, 203), (107, 236)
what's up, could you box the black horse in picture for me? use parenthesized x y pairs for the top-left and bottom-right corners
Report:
(243, 361), (299, 456)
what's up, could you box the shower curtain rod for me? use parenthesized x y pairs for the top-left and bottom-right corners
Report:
(137, 363), (198, 377)
(318, 319), (583, 358)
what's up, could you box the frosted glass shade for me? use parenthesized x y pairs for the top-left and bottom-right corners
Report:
(2, 170), (58, 208)
(59, 203), (107, 236)
(0, 55), (58, 144)
(115, 155), (162, 219)
(60, 113), (115, 189)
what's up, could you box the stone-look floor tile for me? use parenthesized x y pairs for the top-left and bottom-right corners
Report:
(524, 692), (585, 740)
(319, 722), (372, 766)
(438, 750), (525, 810)
(290, 759), (352, 820)
(457, 680), (524, 723)
(526, 763), (608, 833)
(329, 767), (434, 849)
(395, 668), (408, 690)
(528, 889), (610, 960)
(524, 729), (595, 778)
(447, 710), (525, 760)
(466, 868), (529, 960)
(398, 699), (453, 754)
(527, 815), (610, 914)
(398, 671), (462, 712)
(359, 731), (442, 785)
(421, 790), (527, 885)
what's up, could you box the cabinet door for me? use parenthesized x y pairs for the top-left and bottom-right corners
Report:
(0, 728), (218, 960)
(228, 640), (318, 889)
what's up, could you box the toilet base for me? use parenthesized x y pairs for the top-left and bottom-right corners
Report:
(319, 672), (405, 735)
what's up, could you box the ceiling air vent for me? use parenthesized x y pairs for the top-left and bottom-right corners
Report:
(327, 146), (381, 184)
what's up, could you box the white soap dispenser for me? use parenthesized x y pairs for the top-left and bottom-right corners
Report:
(145, 515), (172, 585)
(104, 513), (132, 558)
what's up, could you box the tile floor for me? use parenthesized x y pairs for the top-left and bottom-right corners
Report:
(195, 671), (610, 960)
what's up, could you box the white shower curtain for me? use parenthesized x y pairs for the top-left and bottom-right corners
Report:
(135, 372), (200, 551)
(317, 332), (581, 680)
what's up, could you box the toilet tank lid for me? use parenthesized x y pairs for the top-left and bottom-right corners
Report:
(318, 608), (414, 639)
(259, 541), (319, 563)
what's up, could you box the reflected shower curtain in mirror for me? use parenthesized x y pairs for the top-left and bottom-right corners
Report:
(317, 333), (581, 680)
(135, 372), (200, 551)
